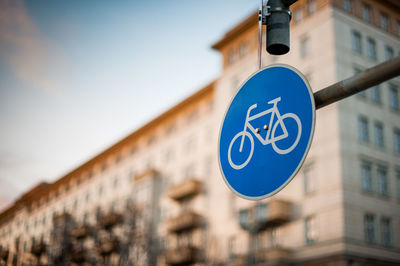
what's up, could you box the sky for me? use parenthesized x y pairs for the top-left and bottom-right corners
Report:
(0, 0), (258, 209)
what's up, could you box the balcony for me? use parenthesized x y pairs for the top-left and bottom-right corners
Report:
(230, 254), (247, 266)
(71, 245), (86, 263)
(0, 247), (9, 261)
(70, 224), (92, 239)
(99, 238), (119, 255)
(239, 200), (291, 232)
(53, 212), (73, 225)
(31, 242), (46, 257)
(166, 211), (201, 233)
(164, 246), (199, 265)
(98, 212), (123, 229)
(167, 178), (202, 201)
(255, 247), (292, 263)
(267, 200), (291, 225)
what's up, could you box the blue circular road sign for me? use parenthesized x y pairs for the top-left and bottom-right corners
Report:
(218, 64), (315, 200)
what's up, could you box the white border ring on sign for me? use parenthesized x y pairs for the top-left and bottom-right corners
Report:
(217, 64), (316, 200)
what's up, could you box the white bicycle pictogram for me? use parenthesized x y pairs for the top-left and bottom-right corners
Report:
(228, 97), (302, 170)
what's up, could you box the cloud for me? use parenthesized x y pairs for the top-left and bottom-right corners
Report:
(0, 0), (69, 93)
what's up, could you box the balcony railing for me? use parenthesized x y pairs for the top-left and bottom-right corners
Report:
(0, 248), (9, 260)
(230, 254), (247, 266)
(70, 224), (92, 239)
(255, 247), (292, 263)
(164, 246), (199, 265)
(239, 199), (292, 232)
(31, 242), (46, 257)
(98, 212), (123, 229)
(166, 211), (201, 233)
(167, 178), (202, 201)
(268, 200), (291, 225)
(53, 212), (73, 225)
(71, 245), (86, 263)
(99, 238), (119, 255)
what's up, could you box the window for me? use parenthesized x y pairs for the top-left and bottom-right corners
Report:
(146, 157), (153, 168)
(185, 136), (195, 153)
(231, 78), (239, 95)
(83, 212), (88, 223)
(184, 164), (195, 179)
(300, 36), (310, 58)
(393, 128), (400, 155)
(228, 50), (235, 65)
(344, 0), (352, 12)
(113, 177), (119, 188)
(239, 209), (249, 228)
(269, 227), (282, 248)
(228, 237), (235, 260)
(398, 21), (400, 36)
(115, 154), (122, 163)
(377, 166), (388, 196)
(358, 116), (369, 143)
(307, 0), (316, 15)
(303, 166), (316, 194)
(362, 4), (371, 22)
(239, 42), (248, 57)
(165, 123), (176, 136)
(384, 46), (394, 61)
(164, 147), (173, 162)
(389, 84), (399, 110)
(186, 110), (198, 123)
(396, 169), (400, 198)
(373, 121), (384, 148)
(381, 217), (392, 247)
(361, 161), (372, 192)
(207, 99), (214, 112)
(293, 8), (303, 23)
(366, 38), (377, 60)
(380, 13), (389, 31)
(351, 31), (362, 54)
(364, 213), (376, 243)
(204, 156), (213, 175)
(305, 73), (312, 84)
(255, 203), (267, 222)
(354, 67), (367, 98)
(370, 86), (381, 104)
(147, 135), (156, 146)
(73, 199), (78, 209)
(229, 194), (236, 218)
(305, 216), (317, 244)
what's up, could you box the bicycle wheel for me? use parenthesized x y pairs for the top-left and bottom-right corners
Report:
(228, 131), (254, 170)
(271, 113), (302, 154)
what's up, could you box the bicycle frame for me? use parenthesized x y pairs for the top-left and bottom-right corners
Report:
(239, 97), (289, 152)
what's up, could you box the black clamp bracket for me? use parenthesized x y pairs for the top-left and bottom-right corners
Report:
(259, 1), (292, 25)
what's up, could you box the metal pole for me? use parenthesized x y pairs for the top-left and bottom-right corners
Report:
(314, 56), (400, 110)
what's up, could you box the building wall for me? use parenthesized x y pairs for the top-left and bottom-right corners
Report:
(333, 2), (400, 263)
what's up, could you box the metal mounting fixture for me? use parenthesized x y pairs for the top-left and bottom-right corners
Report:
(258, 0), (298, 58)
(314, 56), (400, 109)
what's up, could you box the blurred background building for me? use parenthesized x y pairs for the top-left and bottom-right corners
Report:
(0, 0), (399, 265)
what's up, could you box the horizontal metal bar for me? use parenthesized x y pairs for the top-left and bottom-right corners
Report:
(314, 56), (400, 110)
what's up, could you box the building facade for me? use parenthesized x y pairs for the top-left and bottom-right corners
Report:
(1, 0), (400, 265)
